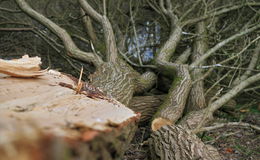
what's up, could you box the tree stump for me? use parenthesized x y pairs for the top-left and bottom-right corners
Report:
(0, 55), (139, 160)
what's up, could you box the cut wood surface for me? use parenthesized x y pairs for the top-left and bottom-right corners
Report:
(0, 55), (46, 77)
(0, 56), (139, 160)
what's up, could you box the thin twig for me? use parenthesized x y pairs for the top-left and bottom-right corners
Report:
(193, 64), (260, 72)
(197, 122), (260, 133)
(119, 50), (156, 69)
(130, 0), (143, 66)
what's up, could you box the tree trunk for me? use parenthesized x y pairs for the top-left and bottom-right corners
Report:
(89, 60), (139, 106)
(149, 125), (222, 160)
(187, 21), (207, 111)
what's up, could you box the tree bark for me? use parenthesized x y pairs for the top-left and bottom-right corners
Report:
(149, 125), (222, 160)
(187, 21), (207, 111)
(151, 65), (192, 131)
(129, 95), (165, 123)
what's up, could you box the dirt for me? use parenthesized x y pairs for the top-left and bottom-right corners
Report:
(202, 112), (260, 160)
(123, 127), (150, 160)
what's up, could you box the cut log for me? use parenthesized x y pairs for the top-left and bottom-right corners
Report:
(0, 56), (139, 160)
(149, 125), (222, 160)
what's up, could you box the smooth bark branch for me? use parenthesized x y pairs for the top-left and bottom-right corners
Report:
(175, 47), (191, 64)
(159, 0), (178, 27)
(208, 72), (260, 113)
(101, 16), (119, 62)
(78, 0), (103, 22)
(79, 0), (118, 62)
(187, 21), (207, 111)
(80, 8), (98, 44)
(156, 26), (182, 65)
(197, 122), (260, 133)
(180, 72), (260, 132)
(15, 0), (103, 67)
(232, 41), (260, 86)
(182, 2), (260, 26)
(191, 23), (260, 67)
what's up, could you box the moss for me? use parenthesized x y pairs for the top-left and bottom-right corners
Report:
(152, 76), (183, 120)
(95, 42), (106, 55)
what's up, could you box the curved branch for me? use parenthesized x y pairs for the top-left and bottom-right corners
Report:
(209, 72), (260, 113)
(151, 65), (192, 131)
(80, 8), (98, 44)
(15, 0), (103, 67)
(79, 0), (118, 62)
(180, 72), (260, 131)
(159, 0), (178, 27)
(134, 71), (157, 94)
(156, 26), (182, 69)
(78, 0), (103, 23)
(175, 47), (191, 64)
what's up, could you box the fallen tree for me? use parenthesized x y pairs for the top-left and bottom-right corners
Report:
(0, 0), (259, 159)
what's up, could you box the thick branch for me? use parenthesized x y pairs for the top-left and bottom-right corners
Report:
(101, 16), (119, 62)
(187, 21), (208, 111)
(156, 26), (182, 63)
(78, 0), (103, 22)
(79, 0), (118, 62)
(159, 0), (178, 27)
(175, 47), (191, 64)
(80, 8), (98, 44)
(129, 95), (165, 123)
(151, 65), (192, 131)
(134, 71), (157, 94)
(15, 0), (103, 67)
(191, 23), (260, 67)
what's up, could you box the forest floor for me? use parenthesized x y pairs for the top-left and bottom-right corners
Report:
(124, 104), (260, 160)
